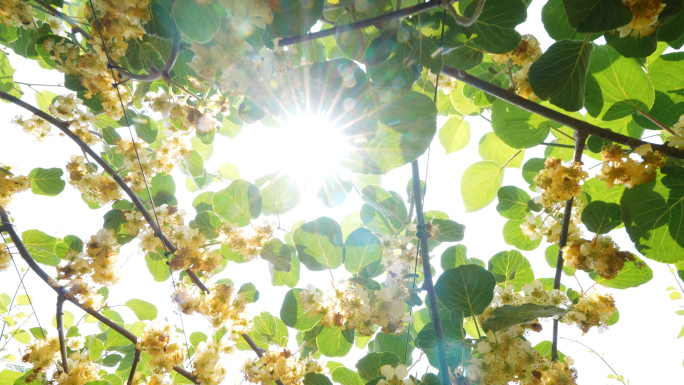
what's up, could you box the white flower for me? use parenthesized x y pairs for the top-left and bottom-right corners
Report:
(67, 336), (85, 350)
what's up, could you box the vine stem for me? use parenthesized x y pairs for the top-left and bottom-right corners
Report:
(559, 337), (626, 385)
(637, 108), (676, 135)
(0, 206), (197, 384)
(56, 296), (69, 374)
(111, 28), (182, 82)
(127, 349), (142, 385)
(550, 130), (588, 362)
(278, 0), (441, 47)
(0, 92), (277, 383)
(31, 0), (91, 40)
(442, 0), (487, 27)
(411, 160), (450, 385)
(440, 67), (684, 159)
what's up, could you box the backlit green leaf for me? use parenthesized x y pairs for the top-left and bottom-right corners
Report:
(294, 217), (344, 271)
(27, 168), (65, 196)
(435, 265), (496, 317)
(213, 179), (262, 227)
(461, 161), (504, 213)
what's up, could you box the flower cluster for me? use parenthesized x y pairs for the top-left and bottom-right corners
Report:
(666, 115), (684, 148)
(616, 0), (666, 37)
(427, 70), (459, 95)
(0, 243), (11, 271)
(562, 235), (640, 279)
(139, 374), (173, 385)
(377, 364), (416, 385)
(218, 221), (275, 261)
(144, 90), (222, 134)
(534, 158), (588, 209)
(59, 228), (121, 286)
(192, 340), (233, 385)
(242, 348), (325, 385)
(468, 283), (578, 385)
(174, 282), (252, 337)
(597, 144), (666, 189)
(47, 94), (100, 145)
(61, 277), (106, 311)
(492, 35), (542, 101)
(22, 336), (61, 373)
(12, 115), (52, 141)
(0, 166), (31, 207)
(299, 281), (413, 336)
(66, 155), (122, 206)
(380, 235), (418, 286)
(54, 351), (99, 385)
(0, 0), (36, 29)
(87, 0), (151, 61)
(137, 322), (187, 373)
(113, 135), (192, 192)
(520, 209), (583, 244)
(564, 292), (617, 334)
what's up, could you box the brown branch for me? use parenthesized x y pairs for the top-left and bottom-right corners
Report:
(56, 296), (69, 374)
(112, 28), (182, 82)
(411, 160), (450, 385)
(0, 206), (199, 384)
(127, 349), (142, 385)
(31, 0), (91, 40)
(279, 0), (441, 47)
(551, 131), (588, 362)
(440, 66), (684, 159)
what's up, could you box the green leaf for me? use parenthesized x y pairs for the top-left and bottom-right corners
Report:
(213, 179), (262, 227)
(238, 283), (259, 303)
(146, 0), (175, 39)
(0, 370), (22, 385)
(344, 228), (382, 274)
(439, 115), (470, 154)
(22, 230), (60, 266)
(261, 239), (294, 272)
(605, 30), (658, 58)
(356, 352), (401, 381)
(528, 40), (593, 112)
(27, 168), (65, 196)
(496, 186), (532, 220)
(621, 167), (684, 263)
(29, 327), (47, 339)
(583, 177), (625, 204)
(51, 311), (73, 328)
(182, 150), (204, 179)
(218, 111), (243, 138)
(268, 0), (324, 37)
(145, 251), (171, 282)
(465, 0), (527, 54)
(87, 336), (104, 361)
(481, 304), (567, 333)
(318, 174), (352, 208)
(189, 331), (207, 348)
(491, 99), (554, 149)
(331, 367), (364, 385)
(316, 327), (354, 357)
(360, 187), (407, 236)
(270, 252), (300, 288)
(124, 299), (158, 321)
(194, 211), (222, 239)
(294, 217), (344, 271)
(542, 0), (600, 40)
(488, 250), (534, 290)
(252, 311), (288, 347)
(259, 173), (301, 216)
(125, 40), (164, 72)
(192, 191), (214, 213)
(581, 201), (622, 234)
(588, 254), (653, 289)
(432, 218), (466, 243)
(585, 45), (655, 121)
(435, 265), (496, 317)
(172, 0), (222, 43)
(503, 219), (542, 251)
(441, 245), (473, 270)
(478, 133), (523, 168)
(34, 90), (58, 112)
(370, 332), (413, 365)
(147, 174), (176, 206)
(341, 89), (437, 174)
(461, 161), (504, 213)
(0, 24), (19, 43)
(522, 158), (546, 189)
(0, 51), (15, 93)
(280, 288), (322, 331)
(303, 373), (333, 385)
(562, 0), (632, 32)
(128, 113), (158, 144)
(545, 244), (576, 276)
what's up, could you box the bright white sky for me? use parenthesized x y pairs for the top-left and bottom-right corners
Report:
(1, 1), (683, 384)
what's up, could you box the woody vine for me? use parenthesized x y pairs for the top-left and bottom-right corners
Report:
(0, 0), (683, 385)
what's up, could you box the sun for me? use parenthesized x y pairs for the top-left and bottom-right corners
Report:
(266, 114), (348, 183)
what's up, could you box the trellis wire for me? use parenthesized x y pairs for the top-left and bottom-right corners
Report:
(87, 0), (193, 371)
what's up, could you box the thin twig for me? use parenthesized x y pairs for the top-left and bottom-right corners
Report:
(441, 67), (684, 159)
(560, 337), (627, 384)
(637, 109), (676, 135)
(279, 0), (441, 47)
(56, 296), (69, 374)
(411, 160), (450, 385)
